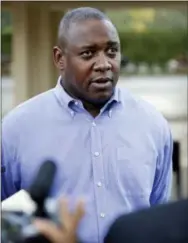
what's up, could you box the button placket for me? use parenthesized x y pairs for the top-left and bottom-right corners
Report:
(90, 120), (106, 239)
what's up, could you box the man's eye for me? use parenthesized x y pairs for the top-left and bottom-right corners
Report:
(81, 51), (93, 58)
(107, 47), (118, 55)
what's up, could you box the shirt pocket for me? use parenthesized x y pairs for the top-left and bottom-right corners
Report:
(115, 146), (156, 196)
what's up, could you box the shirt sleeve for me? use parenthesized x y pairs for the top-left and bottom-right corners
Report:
(1, 119), (21, 201)
(150, 123), (173, 205)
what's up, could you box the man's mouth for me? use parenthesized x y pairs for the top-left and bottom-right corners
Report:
(90, 78), (113, 90)
(91, 77), (113, 84)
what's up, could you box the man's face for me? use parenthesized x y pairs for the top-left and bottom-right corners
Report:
(54, 19), (121, 105)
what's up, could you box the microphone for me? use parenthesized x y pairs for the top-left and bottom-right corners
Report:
(2, 160), (57, 243)
(27, 160), (57, 218)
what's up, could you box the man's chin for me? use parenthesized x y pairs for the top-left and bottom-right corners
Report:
(90, 92), (113, 106)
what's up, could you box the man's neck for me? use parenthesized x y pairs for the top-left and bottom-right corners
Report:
(82, 101), (104, 117)
(60, 79), (107, 117)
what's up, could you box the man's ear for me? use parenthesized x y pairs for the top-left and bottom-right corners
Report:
(53, 46), (65, 71)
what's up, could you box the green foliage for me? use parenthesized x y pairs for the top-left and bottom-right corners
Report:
(1, 11), (12, 55)
(1, 33), (12, 54)
(107, 8), (187, 32)
(119, 30), (188, 65)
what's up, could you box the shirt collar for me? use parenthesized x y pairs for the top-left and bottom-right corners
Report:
(53, 76), (122, 115)
(54, 76), (75, 105)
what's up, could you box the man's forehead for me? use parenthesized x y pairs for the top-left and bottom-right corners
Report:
(67, 19), (119, 47)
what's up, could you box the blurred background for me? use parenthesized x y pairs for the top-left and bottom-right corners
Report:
(1, 1), (188, 201)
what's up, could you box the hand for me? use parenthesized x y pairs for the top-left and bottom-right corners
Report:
(34, 198), (85, 243)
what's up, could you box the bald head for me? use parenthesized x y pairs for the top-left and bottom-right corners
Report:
(57, 7), (114, 47)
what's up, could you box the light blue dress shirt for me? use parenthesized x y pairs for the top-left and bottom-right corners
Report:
(2, 78), (173, 243)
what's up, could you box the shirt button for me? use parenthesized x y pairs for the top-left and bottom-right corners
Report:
(92, 122), (96, 127)
(97, 182), (102, 187)
(75, 101), (78, 105)
(94, 152), (100, 157)
(100, 213), (105, 218)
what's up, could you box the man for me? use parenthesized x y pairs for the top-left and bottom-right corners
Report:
(2, 7), (173, 243)
(34, 198), (188, 243)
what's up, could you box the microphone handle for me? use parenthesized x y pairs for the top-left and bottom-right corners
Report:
(24, 234), (52, 243)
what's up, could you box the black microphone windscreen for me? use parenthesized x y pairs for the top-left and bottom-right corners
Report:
(28, 160), (57, 205)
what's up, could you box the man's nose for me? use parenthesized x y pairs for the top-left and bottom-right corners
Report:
(93, 53), (112, 72)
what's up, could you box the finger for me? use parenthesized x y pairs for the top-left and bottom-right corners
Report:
(59, 198), (71, 227)
(73, 200), (85, 226)
(34, 219), (63, 243)
(58, 198), (85, 230)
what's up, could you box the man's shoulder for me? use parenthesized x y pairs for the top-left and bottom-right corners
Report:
(2, 89), (54, 129)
